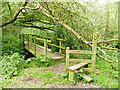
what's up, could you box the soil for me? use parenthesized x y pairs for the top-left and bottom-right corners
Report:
(8, 62), (100, 88)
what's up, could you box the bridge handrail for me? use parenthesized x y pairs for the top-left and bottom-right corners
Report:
(20, 33), (65, 54)
(27, 33), (66, 41)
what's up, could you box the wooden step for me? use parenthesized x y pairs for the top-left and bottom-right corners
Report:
(74, 68), (91, 73)
(68, 63), (89, 71)
(83, 74), (93, 82)
(74, 70), (93, 82)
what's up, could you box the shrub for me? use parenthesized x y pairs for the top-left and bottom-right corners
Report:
(0, 53), (25, 79)
(2, 33), (24, 55)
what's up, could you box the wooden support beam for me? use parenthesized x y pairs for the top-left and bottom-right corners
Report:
(68, 59), (92, 63)
(69, 70), (74, 82)
(34, 36), (36, 56)
(66, 47), (70, 71)
(27, 34), (29, 50)
(69, 50), (93, 54)
(44, 39), (47, 58)
(47, 43), (65, 49)
(59, 40), (62, 54)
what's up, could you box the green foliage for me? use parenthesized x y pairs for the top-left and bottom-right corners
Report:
(28, 54), (54, 67)
(2, 33), (24, 55)
(91, 58), (118, 88)
(0, 53), (25, 79)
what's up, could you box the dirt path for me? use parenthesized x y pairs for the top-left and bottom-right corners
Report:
(41, 62), (100, 88)
(6, 62), (100, 88)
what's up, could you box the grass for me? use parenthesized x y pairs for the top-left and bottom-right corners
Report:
(2, 64), (69, 88)
(90, 59), (118, 88)
(1, 54), (118, 88)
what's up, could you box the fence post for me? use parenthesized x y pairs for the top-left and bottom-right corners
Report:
(59, 40), (62, 54)
(34, 36), (36, 56)
(66, 47), (70, 71)
(91, 33), (97, 74)
(44, 39), (47, 58)
(27, 34), (29, 50)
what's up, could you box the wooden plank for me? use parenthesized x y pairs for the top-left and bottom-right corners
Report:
(68, 63), (89, 71)
(74, 70), (93, 82)
(69, 70), (74, 82)
(69, 50), (93, 54)
(47, 43), (65, 49)
(74, 68), (91, 73)
(83, 74), (93, 82)
(68, 59), (92, 63)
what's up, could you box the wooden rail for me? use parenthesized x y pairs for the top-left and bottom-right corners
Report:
(19, 33), (65, 57)
(66, 33), (97, 81)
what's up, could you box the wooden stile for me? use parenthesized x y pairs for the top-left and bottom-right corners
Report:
(66, 33), (97, 82)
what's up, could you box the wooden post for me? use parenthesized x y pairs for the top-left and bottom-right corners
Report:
(66, 47), (70, 71)
(27, 34), (29, 50)
(34, 36), (36, 56)
(44, 39), (47, 58)
(59, 40), (62, 54)
(69, 70), (74, 82)
(91, 33), (97, 74)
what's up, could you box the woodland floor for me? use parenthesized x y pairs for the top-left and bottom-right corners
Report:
(5, 62), (100, 88)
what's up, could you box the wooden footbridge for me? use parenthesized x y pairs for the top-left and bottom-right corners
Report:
(19, 33), (97, 82)
(19, 34), (66, 60)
